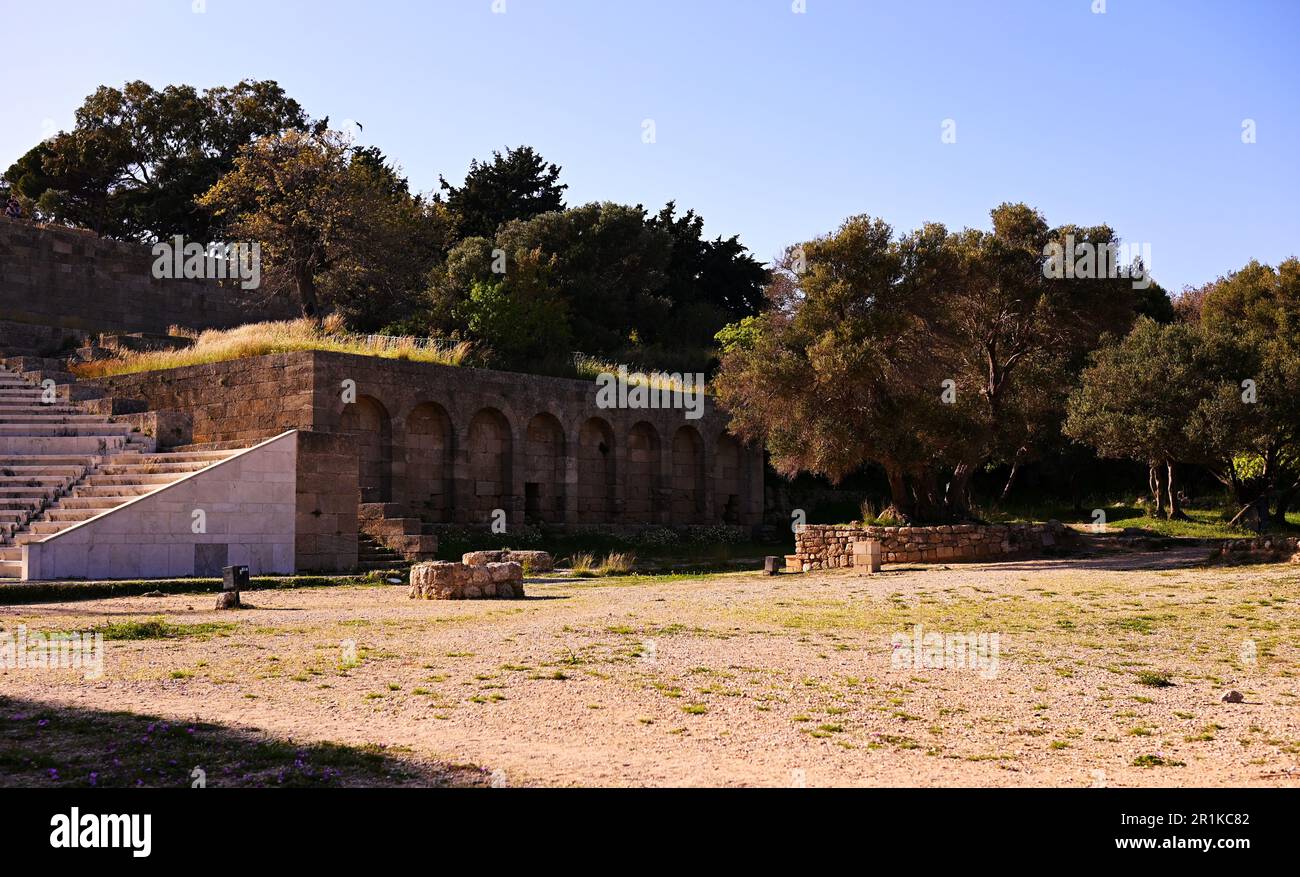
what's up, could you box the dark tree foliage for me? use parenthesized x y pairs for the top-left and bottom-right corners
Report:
(648, 202), (770, 347)
(438, 146), (567, 240)
(1067, 259), (1300, 529)
(426, 200), (768, 372)
(4, 80), (310, 241)
(715, 204), (1159, 523)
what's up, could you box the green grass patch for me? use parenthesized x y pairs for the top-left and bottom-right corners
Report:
(94, 618), (237, 641)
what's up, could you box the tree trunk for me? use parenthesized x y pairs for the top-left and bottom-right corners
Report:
(1000, 456), (1022, 504)
(883, 464), (913, 523)
(1165, 460), (1189, 520)
(910, 467), (945, 523)
(1274, 483), (1297, 528)
(1229, 478), (1272, 533)
(948, 462), (975, 521)
(1148, 464), (1164, 518)
(294, 263), (319, 318)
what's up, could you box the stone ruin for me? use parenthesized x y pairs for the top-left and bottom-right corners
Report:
(408, 549), (557, 599)
(794, 521), (1070, 570)
(461, 550), (553, 572)
(409, 560), (526, 600)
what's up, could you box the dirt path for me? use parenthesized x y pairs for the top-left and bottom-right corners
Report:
(3, 551), (1298, 787)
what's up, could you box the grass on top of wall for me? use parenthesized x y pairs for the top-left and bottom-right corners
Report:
(984, 501), (1300, 540)
(70, 319), (472, 379)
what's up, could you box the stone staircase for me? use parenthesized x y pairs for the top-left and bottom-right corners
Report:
(358, 503), (438, 566)
(0, 362), (240, 579)
(357, 534), (408, 572)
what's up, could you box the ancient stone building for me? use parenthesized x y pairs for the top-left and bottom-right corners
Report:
(87, 350), (764, 534)
(0, 218), (762, 579)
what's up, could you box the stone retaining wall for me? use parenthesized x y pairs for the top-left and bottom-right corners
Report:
(0, 217), (295, 339)
(794, 521), (1069, 570)
(1217, 535), (1300, 562)
(88, 350), (764, 530)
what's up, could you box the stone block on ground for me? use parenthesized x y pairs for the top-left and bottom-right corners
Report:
(461, 549), (553, 572)
(853, 538), (882, 573)
(410, 560), (525, 600)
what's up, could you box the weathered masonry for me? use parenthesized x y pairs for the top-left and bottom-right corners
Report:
(1, 218), (761, 578)
(0, 216), (295, 340)
(794, 522), (1071, 570)
(88, 350), (765, 534)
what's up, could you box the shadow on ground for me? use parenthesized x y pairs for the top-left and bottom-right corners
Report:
(981, 543), (1215, 573)
(0, 695), (489, 788)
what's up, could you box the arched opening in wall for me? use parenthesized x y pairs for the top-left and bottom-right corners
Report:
(524, 412), (567, 524)
(406, 401), (453, 522)
(577, 417), (615, 524)
(468, 408), (513, 522)
(672, 425), (705, 523)
(714, 433), (744, 525)
(626, 422), (661, 522)
(340, 395), (392, 504)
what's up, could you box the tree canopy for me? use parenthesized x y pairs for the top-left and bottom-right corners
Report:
(5, 80), (309, 240)
(5, 81), (767, 372)
(1067, 259), (1300, 527)
(425, 200), (768, 371)
(438, 146), (567, 240)
(714, 204), (1154, 522)
(199, 130), (446, 324)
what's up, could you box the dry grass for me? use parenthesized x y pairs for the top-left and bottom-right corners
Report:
(72, 319), (472, 379)
(568, 553), (597, 576)
(597, 552), (637, 575)
(570, 354), (712, 394)
(568, 551), (637, 577)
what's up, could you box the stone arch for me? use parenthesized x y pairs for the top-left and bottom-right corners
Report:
(405, 401), (454, 522)
(467, 407), (513, 520)
(714, 432), (744, 525)
(672, 424), (706, 523)
(340, 395), (392, 504)
(626, 421), (662, 522)
(577, 417), (615, 523)
(523, 412), (567, 523)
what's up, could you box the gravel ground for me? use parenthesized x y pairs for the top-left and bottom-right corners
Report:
(2, 547), (1297, 787)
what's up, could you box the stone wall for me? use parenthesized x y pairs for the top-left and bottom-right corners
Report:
(794, 521), (1069, 570)
(309, 351), (762, 528)
(88, 353), (316, 446)
(87, 350), (764, 530)
(295, 432), (359, 573)
(1217, 535), (1300, 563)
(0, 217), (295, 341)
(0, 317), (86, 358)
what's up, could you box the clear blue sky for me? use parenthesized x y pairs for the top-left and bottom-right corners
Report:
(3, 0), (1297, 292)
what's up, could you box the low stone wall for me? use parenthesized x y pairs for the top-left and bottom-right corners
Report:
(794, 521), (1069, 570)
(1217, 535), (1300, 563)
(462, 550), (553, 572)
(409, 561), (525, 599)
